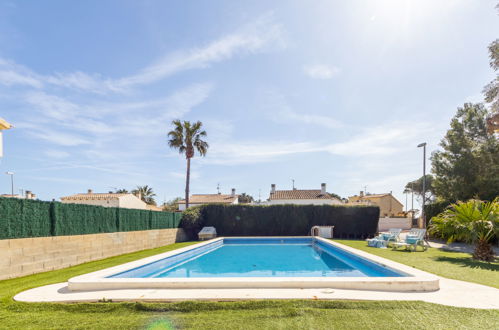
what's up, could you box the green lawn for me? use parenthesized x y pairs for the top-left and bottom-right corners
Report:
(335, 240), (499, 289)
(0, 241), (498, 329)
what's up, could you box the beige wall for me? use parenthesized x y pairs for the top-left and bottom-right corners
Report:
(0, 228), (187, 280)
(349, 195), (403, 217)
(118, 195), (147, 209)
(61, 195), (147, 210)
(61, 198), (120, 208)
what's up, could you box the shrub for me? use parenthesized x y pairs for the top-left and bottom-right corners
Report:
(179, 206), (203, 239)
(429, 198), (498, 261)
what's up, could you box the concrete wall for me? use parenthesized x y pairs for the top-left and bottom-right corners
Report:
(378, 217), (412, 232)
(0, 228), (187, 280)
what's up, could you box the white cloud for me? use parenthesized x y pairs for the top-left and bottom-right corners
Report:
(30, 130), (91, 146)
(116, 14), (284, 89)
(303, 64), (340, 79)
(44, 150), (70, 159)
(265, 90), (344, 129)
(202, 120), (438, 165)
(0, 13), (284, 94)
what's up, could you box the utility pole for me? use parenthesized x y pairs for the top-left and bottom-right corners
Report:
(292, 179), (295, 190)
(417, 142), (427, 228)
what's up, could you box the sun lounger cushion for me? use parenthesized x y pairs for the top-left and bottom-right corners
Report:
(406, 235), (419, 244)
(382, 233), (393, 240)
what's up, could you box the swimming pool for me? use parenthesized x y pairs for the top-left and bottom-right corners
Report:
(109, 238), (405, 278)
(69, 237), (439, 292)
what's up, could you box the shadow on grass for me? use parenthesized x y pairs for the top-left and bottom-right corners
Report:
(432, 256), (499, 271)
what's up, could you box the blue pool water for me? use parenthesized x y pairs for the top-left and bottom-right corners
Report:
(110, 238), (407, 278)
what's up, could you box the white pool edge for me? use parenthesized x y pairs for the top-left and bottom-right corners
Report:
(67, 237), (439, 292)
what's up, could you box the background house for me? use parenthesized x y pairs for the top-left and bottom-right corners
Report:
(267, 183), (342, 205)
(61, 189), (147, 209)
(0, 118), (12, 158)
(178, 188), (239, 210)
(348, 191), (404, 217)
(1, 190), (37, 200)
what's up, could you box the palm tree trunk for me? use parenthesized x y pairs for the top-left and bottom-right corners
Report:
(473, 239), (495, 262)
(185, 156), (191, 208)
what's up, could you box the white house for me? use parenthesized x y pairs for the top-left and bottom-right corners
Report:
(266, 183), (342, 205)
(178, 188), (239, 210)
(61, 189), (147, 209)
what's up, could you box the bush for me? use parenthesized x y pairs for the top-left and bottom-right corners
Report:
(425, 201), (450, 224)
(179, 207), (202, 239)
(180, 204), (380, 238)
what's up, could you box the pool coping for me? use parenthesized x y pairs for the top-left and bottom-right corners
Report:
(67, 237), (440, 292)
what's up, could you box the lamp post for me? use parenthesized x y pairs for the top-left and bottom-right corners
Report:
(5, 171), (14, 196)
(417, 142), (427, 228)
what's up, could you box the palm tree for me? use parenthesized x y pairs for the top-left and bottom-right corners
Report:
(238, 193), (254, 204)
(429, 198), (498, 261)
(168, 120), (208, 208)
(132, 185), (157, 205)
(115, 188), (129, 194)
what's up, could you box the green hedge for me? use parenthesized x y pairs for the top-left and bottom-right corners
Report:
(0, 198), (52, 239)
(0, 197), (181, 239)
(180, 204), (380, 239)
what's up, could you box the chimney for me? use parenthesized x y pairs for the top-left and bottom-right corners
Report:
(360, 191), (364, 197)
(231, 188), (236, 197)
(87, 189), (93, 194)
(271, 184), (276, 194)
(134, 191), (142, 201)
(321, 183), (326, 195)
(25, 190), (32, 199)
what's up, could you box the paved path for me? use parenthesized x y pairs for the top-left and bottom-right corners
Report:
(427, 239), (499, 256)
(14, 277), (499, 309)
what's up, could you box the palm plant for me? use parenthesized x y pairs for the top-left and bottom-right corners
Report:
(167, 120), (208, 208)
(132, 185), (157, 205)
(429, 198), (498, 261)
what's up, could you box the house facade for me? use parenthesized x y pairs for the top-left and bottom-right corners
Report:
(348, 191), (404, 217)
(61, 189), (147, 210)
(267, 183), (342, 205)
(178, 188), (239, 210)
(0, 118), (12, 158)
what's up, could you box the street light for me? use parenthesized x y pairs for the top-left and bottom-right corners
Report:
(417, 142), (427, 228)
(5, 171), (14, 196)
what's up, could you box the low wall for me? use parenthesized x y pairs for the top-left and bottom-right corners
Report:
(378, 217), (412, 232)
(0, 228), (187, 280)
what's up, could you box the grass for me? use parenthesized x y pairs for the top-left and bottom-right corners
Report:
(335, 240), (499, 289)
(0, 241), (497, 329)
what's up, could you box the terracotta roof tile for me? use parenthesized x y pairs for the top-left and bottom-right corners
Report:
(269, 190), (336, 200)
(178, 194), (238, 204)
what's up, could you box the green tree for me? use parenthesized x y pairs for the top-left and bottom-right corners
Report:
(115, 188), (129, 194)
(162, 197), (182, 212)
(404, 175), (435, 204)
(238, 193), (254, 204)
(484, 38), (499, 113)
(431, 103), (499, 202)
(429, 198), (498, 261)
(167, 120), (208, 208)
(132, 185), (156, 205)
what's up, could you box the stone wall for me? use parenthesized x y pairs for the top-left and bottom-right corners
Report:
(0, 228), (187, 280)
(378, 217), (412, 232)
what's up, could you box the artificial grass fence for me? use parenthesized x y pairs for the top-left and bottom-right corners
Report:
(181, 204), (380, 239)
(1, 241), (498, 329)
(0, 197), (182, 239)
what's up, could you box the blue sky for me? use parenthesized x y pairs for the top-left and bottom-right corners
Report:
(0, 0), (497, 208)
